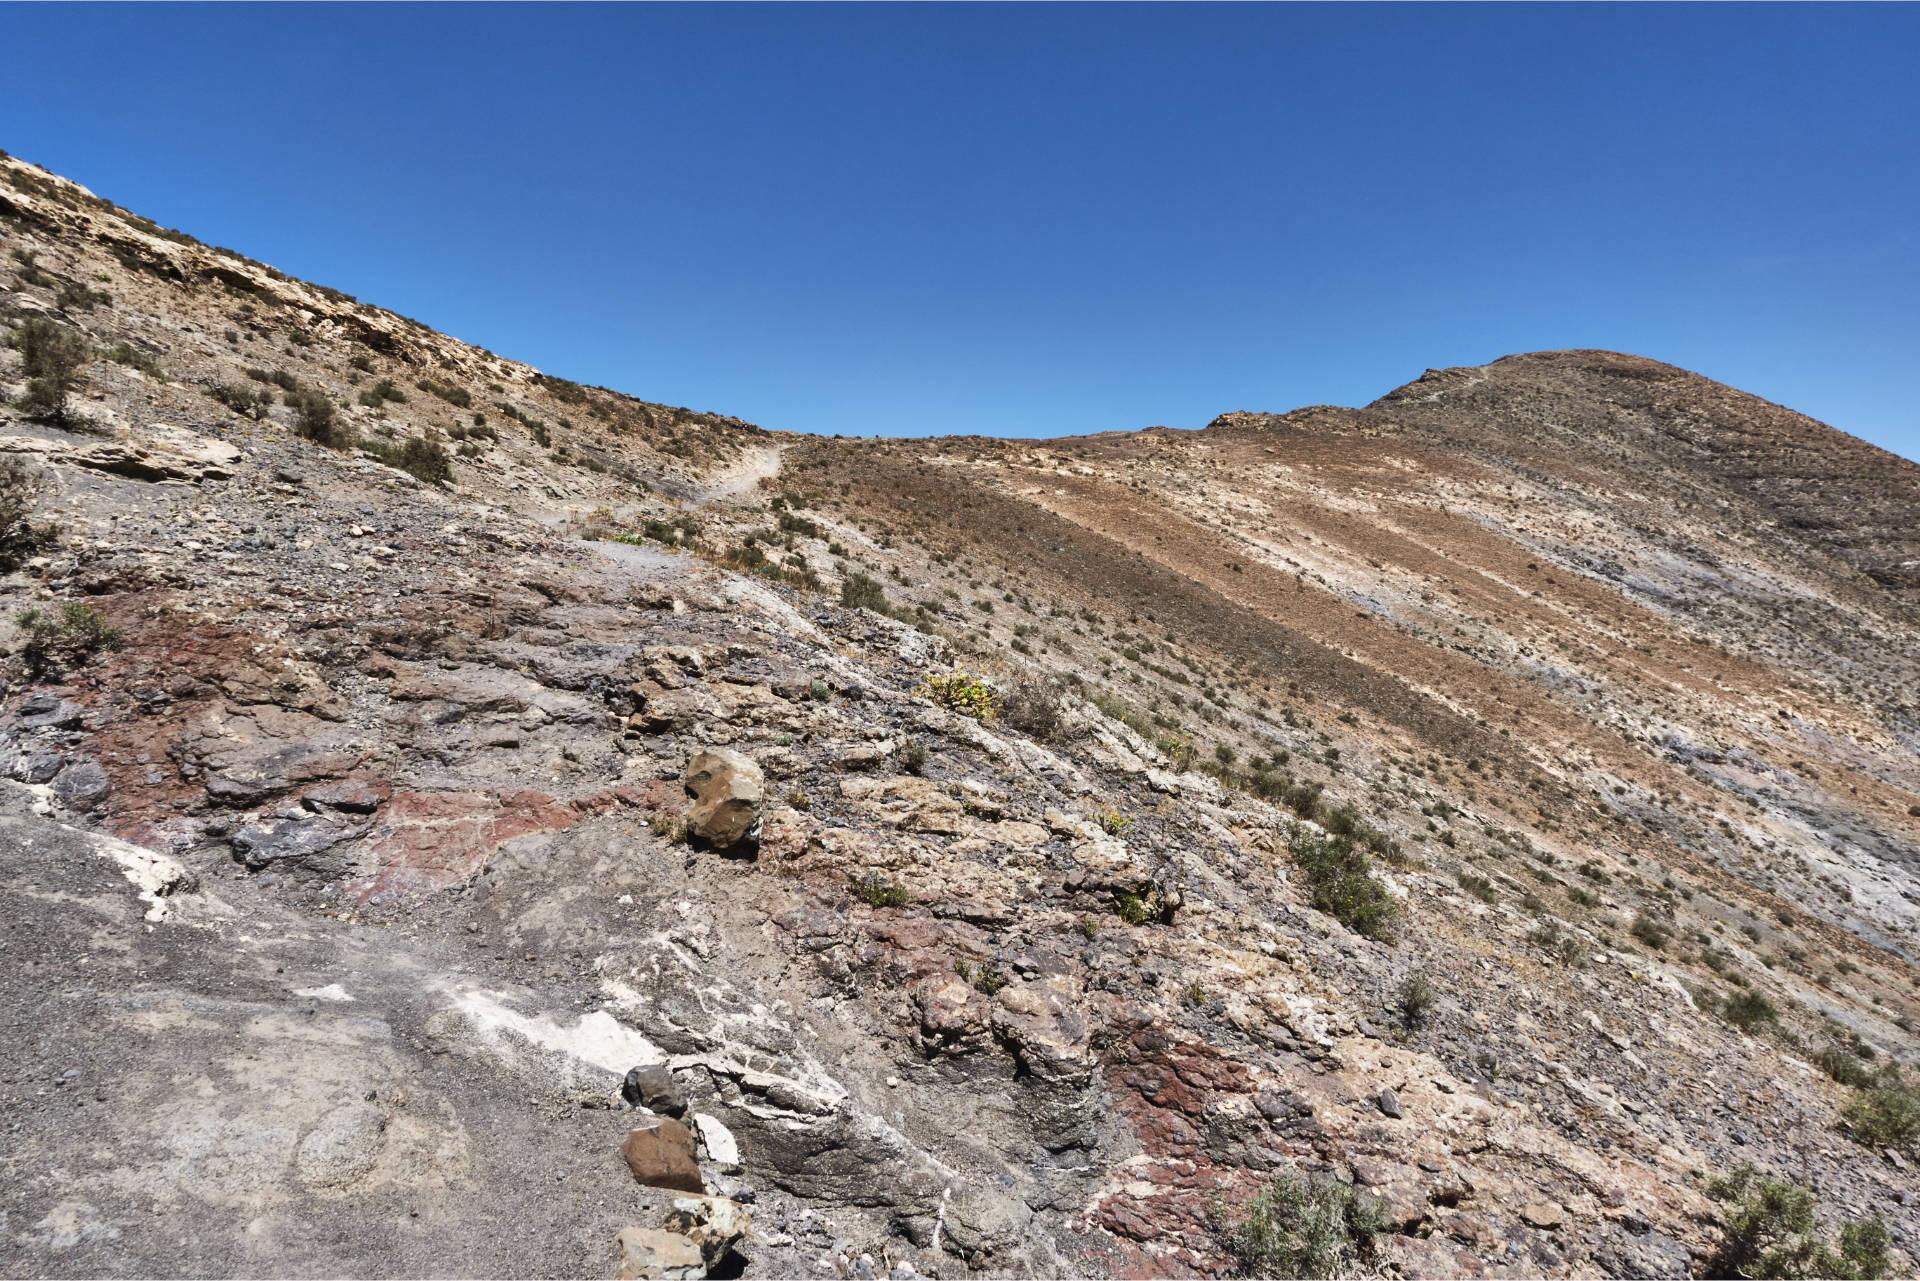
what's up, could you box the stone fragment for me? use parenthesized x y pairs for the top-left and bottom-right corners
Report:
(17, 694), (84, 730)
(621, 1117), (705, 1192)
(1520, 1201), (1566, 1229)
(51, 760), (111, 811)
(622, 1064), (685, 1116)
(683, 748), (763, 849)
(614, 1226), (704, 1280)
(663, 1194), (751, 1267)
(231, 815), (367, 869)
(690, 1113), (740, 1169)
(301, 773), (393, 813)
(1377, 1087), (1403, 1119)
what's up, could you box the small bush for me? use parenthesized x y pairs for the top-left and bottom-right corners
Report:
(56, 279), (111, 311)
(415, 378), (471, 407)
(1116, 893), (1150, 926)
(357, 378), (408, 407)
(1216, 1172), (1383, 1279)
(924, 670), (995, 720)
(287, 385), (347, 449)
(898, 738), (928, 775)
(12, 318), (89, 421)
(1457, 872), (1497, 903)
(207, 382), (274, 419)
(999, 675), (1065, 742)
(1097, 809), (1133, 836)
(1395, 969), (1436, 1029)
(1815, 1045), (1875, 1089)
(850, 872), (911, 908)
(1723, 990), (1779, 1033)
(1291, 826), (1400, 942)
(366, 436), (453, 485)
(0, 459), (54, 569)
(99, 342), (163, 379)
(11, 602), (123, 677)
(1704, 1163), (1889, 1279)
(1631, 912), (1672, 951)
(1844, 1068), (1920, 1156)
(841, 571), (890, 612)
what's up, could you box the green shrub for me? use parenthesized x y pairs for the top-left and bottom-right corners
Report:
(1291, 826), (1400, 942)
(206, 382), (273, 419)
(1457, 872), (1497, 903)
(1631, 912), (1672, 951)
(10, 248), (55, 287)
(12, 602), (123, 677)
(287, 385), (346, 449)
(898, 738), (928, 775)
(1723, 990), (1779, 1033)
(1814, 1045), (1875, 1089)
(1395, 969), (1436, 1029)
(1215, 1172), (1383, 1279)
(841, 571), (890, 612)
(99, 342), (163, 379)
(357, 378), (408, 407)
(415, 378), (472, 407)
(0, 458), (53, 570)
(11, 318), (89, 421)
(1844, 1068), (1920, 1156)
(850, 872), (910, 908)
(1116, 893), (1150, 926)
(924, 669), (995, 719)
(1704, 1163), (1889, 1279)
(56, 279), (111, 311)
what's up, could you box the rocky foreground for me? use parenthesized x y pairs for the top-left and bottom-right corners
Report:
(2, 150), (1919, 1279)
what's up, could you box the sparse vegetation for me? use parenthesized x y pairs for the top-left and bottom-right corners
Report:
(365, 435), (453, 485)
(999, 674), (1065, 742)
(1395, 969), (1436, 1029)
(1704, 1163), (1889, 1279)
(924, 669), (995, 719)
(11, 318), (89, 422)
(1843, 1067), (1919, 1157)
(1288, 824), (1400, 942)
(850, 872), (911, 908)
(0, 460), (54, 570)
(1215, 1172), (1383, 1279)
(10, 602), (123, 677)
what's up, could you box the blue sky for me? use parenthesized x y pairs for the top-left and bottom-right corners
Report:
(6, 4), (1917, 457)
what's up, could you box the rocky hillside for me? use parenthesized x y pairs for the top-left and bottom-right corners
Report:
(2, 149), (1917, 1280)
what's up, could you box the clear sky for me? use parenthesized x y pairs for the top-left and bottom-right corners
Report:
(6, 4), (1916, 457)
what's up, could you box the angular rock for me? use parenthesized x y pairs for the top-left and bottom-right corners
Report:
(690, 1113), (740, 1169)
(17, 694), (84, 730)
(51, 760), (111, 811)
(614, 1226), (704, 1281)
(683, 748), (763, 849)
(622, 1063), (685, 1116)
(231, 814), (368, 869)
(621, 1117), (705, 1192)
(301, 773), (393, 814)
(663, 1194), (751, 1268)
(1520, 1201), (1566, 1229)
(1377, 1087), (1403, 1118)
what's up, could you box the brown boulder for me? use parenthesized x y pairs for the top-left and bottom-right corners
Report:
(621, 1117), (705, 1193)
(683, 748), (763, 849)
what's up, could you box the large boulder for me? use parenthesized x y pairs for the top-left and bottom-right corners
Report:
(683, 748), (763, 849)
(621, 1117), (705, 1193)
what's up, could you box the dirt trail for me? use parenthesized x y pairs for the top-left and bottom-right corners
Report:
(697, 442), (785, 505)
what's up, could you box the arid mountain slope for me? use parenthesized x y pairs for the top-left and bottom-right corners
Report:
(2, 151), (1917, 1281)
